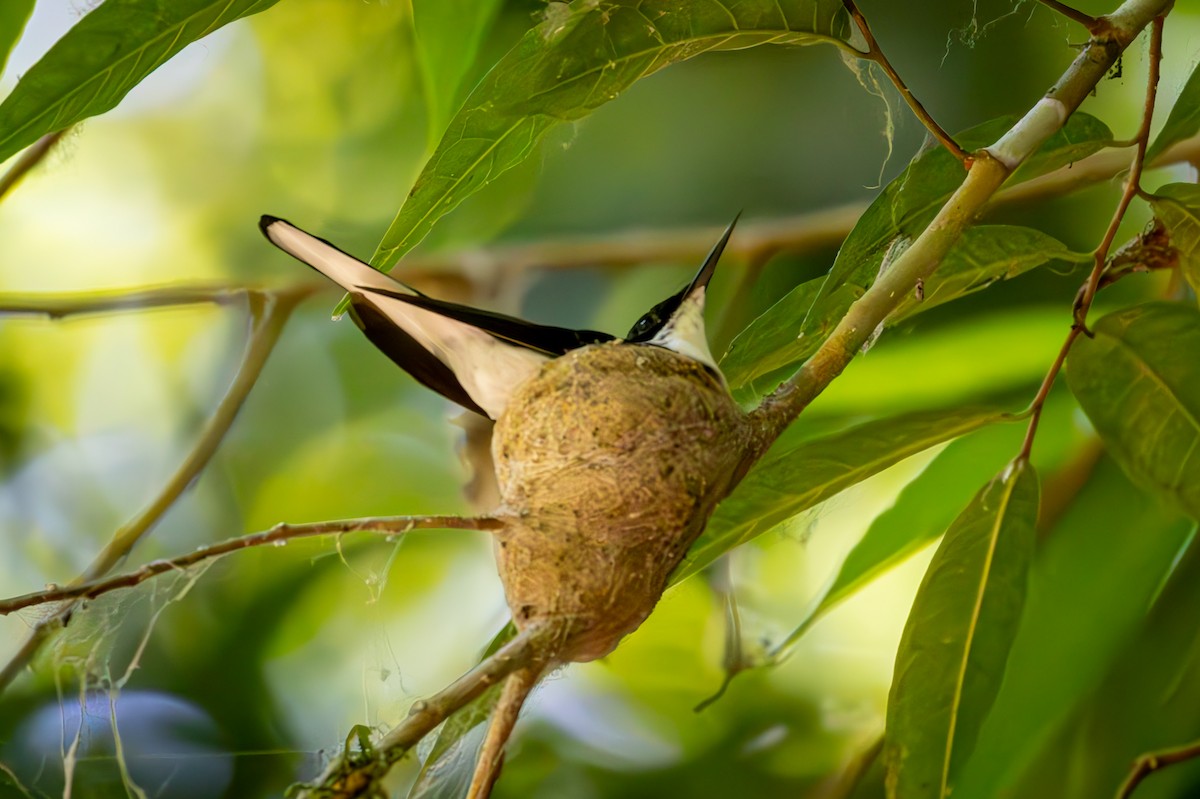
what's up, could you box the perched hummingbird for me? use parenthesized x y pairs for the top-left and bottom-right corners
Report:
(258, 215), (736, 418)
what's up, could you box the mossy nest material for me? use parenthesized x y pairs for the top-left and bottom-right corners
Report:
(492, 341), (749, 663)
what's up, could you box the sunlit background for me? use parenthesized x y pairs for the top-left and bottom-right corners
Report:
(1, 1), (1199, 797)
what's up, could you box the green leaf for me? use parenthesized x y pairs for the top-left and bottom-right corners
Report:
(724, 226), (1081, 394)
(884, 459), (1040, 799)
(952, 459), (1193, 798)
(0, 0), (33, 79)
(719, 275), (824, 389)
(413, 0), (504, 146)
(801, 113), (1111, 358)
(0, 0), (280, 164)
(774, 418), (1024, 653)
(336, 0), (854, 314)
(1148, 182), (1200, 296)
(889, 225), (1086, 322)
(1066, 302), (1200, 519)
(673, 406), (1008, 582)
(1146, 60), (1200, 164)
(1011, 526), (1200, 799)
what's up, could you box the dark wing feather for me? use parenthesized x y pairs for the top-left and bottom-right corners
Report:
(348, 297), (486, 416)
(358, 287), (615, 356)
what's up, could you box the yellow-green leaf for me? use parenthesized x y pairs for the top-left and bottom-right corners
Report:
(884, 459), (1040, 799)
(336, 0), (854, 314)
(1066, 302), (1200, 518)
(0, 0), (280, 164)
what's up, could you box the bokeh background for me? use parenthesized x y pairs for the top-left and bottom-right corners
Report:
(1, 1), (1199, 797)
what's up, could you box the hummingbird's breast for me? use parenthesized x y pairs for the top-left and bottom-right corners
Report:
(491, 341), (748, 662)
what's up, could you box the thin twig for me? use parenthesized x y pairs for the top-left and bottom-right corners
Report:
(843, 0), (969, 162)
(0, 515), (501, 615)
(0, 130), (67, 202)
(0, 135), (1198, 315)
(0, 285), (316, 695)
(1019, 12), (1165, 462)
(1037, 0), (1104, 31)
(0, 283), (277, 318)
(297, 625), (551, 799)
(1116, 737), (1200, 798)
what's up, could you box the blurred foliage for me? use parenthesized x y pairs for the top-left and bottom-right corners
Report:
(0, 1), (1199, 799)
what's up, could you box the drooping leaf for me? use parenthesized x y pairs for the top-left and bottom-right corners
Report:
(335, 0), (854, 314)
(413, 0), (504, 146)
(1146, 60), (1200, 164)
(800, 113), (1111, 356)
(1148, 182), (1200, 296)
(0, 0), (34, 79)
(884, 459), (1040, 799)
(673, 406), (1008, 582)
(952, 459), (1193, 798)
(774, 418), (1023, 653)
(1066, 302), (1200, 519)
(0, 0), (281, 165)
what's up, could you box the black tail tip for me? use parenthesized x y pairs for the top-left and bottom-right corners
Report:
(258, 214), (283, 236)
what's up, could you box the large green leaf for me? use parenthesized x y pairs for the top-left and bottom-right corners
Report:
(1146, 60), (1200, 163)
(413, 0), (504, 146)
(953, 459), (1193, 798)
(336, 0), (854, 314)
(0, 0), (33, 79)
(773, 418), (1023, 654)
(0, 0), (280, 164)
(673, 406), (1008, 582)
(884, 459), (1039, 799)
(1148, 182), (1200, 297)
(1066, 302), (1200, 519)
(1010, 527), (1200, 799)
(800, 113), (1111, 357)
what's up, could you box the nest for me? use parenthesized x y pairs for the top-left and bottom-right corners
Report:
(492, 341), (749, 663)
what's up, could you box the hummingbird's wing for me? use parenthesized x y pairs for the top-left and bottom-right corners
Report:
(259, 216), (613, 419)
(624, 213), (740, 375)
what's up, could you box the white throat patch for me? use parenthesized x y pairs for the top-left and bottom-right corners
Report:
(647, 287), (722, 378)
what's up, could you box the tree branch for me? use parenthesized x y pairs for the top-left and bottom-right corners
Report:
(0, 130), (67, 203)
(843, 0), (968, 162)
(0, 283), (279, 318)
(297, 624), (551, 799)
(746, 0), (1170, 452)
(1117, 737), (1200, 798)
(1019, 11), (1165, 462)
(1036, 0), (1104, 31)
(0, 515), (501, 615)
(1, 134), (1198, 318)
(0, 285), (316, 695)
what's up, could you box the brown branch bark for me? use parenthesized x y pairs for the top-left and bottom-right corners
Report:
(1019, 11), (1165, 462)
(0, 515), (501, 615)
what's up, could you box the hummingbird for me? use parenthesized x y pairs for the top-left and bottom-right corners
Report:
(258, 214), (737, 419)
